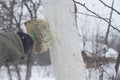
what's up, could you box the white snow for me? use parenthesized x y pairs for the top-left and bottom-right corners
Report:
(86, 63), (116, 80)
(0, 65), (55, 80)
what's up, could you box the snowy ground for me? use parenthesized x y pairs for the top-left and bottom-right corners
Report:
(0, 63), (118, 80)
(86, 63), (116, 80)
(0, 65), (55, 80)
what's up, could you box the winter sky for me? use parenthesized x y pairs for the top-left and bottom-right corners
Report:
(76, 0), (120, 36)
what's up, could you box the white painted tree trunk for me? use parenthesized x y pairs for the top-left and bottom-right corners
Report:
(42, 0), (87, 80)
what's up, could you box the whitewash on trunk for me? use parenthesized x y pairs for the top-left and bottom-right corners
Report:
(42, 0), (87, 80)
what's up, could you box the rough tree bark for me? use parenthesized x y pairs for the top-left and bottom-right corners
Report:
(42, 0), (87, 80)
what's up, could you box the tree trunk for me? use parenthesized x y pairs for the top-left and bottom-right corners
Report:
(25, 47), (33, 80)
(42, 0), (87, 80)
(15, 64), (21, 80)
(6, 63), (12, 80)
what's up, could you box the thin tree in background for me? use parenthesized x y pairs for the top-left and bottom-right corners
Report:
(0, 0), (42, 80)
(73, 0), (120, 80)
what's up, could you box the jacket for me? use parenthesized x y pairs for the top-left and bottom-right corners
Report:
(0, 32), (25, 67)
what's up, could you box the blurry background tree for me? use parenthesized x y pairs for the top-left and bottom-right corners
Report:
(0, 0), (42, 32)
(73, 0), (120, 80)
(0, 0), (51, 80)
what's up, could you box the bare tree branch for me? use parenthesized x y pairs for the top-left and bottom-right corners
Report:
(24, 0), (41, 19)
(74, 0), (120, 33)
(24, 0), (33, 19)
(9, 0), (15, 29)
(73, 0), (81, 37)
(16, 0), (24, 31)
(105, 0), (114, 44)
(77, 11), (109, 20)
(99, 0), (120, 15)
(0, 1), (18, 27)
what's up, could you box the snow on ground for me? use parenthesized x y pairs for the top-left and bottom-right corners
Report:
(0, 63), (118, 80)
(86, 63), (116, 80)
(0, 65), (55, 80)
